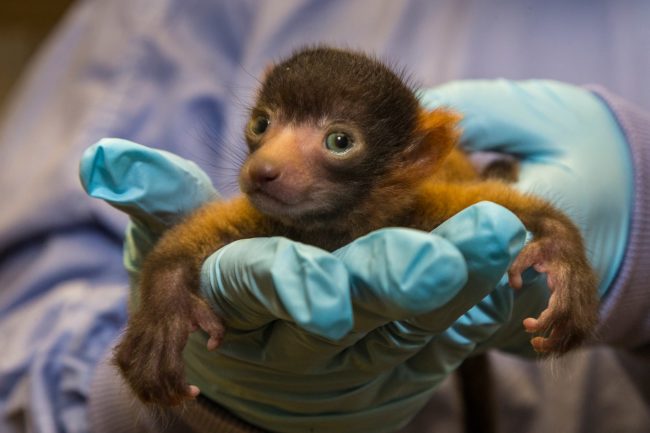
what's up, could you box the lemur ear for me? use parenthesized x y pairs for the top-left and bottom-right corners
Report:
(416, 108), (461, 165)
(387, 108), (461, 185)
(395, 108), (461, 182)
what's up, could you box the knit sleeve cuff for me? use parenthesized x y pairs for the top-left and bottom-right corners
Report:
(587, 86), (650, 348)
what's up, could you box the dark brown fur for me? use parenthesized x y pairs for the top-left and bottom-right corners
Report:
(114, 47), (598, 427)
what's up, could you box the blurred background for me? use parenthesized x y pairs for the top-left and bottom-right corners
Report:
(0, 0), (73, 109)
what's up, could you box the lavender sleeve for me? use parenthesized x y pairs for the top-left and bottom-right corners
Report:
(590, 88), (650, 349)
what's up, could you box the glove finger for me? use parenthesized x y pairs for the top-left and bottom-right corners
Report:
(313, 284), (515, 407)
(200, 237), (353, 341)
(406, 282), (513, 374)
(344, 202), (526, 373)
(79, 138), (219, 233)
(334, 227), (469, 332)
(410, 201), (526, 331)
(80, 138), (220, 282)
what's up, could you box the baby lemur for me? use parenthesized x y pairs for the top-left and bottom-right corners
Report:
(114, 47), (598, 416)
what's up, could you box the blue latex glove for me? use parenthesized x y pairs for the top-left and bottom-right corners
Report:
(421, 80), (634, 353)
(80, 138), (527, 432)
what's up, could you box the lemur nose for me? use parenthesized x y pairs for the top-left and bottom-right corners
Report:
(248, 159), (281, 186)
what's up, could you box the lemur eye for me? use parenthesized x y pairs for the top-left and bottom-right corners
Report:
(249, 116), (270, 135)
(325, 132), (354, 154)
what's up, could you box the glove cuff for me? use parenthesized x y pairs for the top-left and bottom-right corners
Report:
(587, 86), (650, 348)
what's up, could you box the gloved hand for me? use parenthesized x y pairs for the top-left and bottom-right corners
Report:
(80, 138), (526, 433)
(421, 80), (634, 353)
